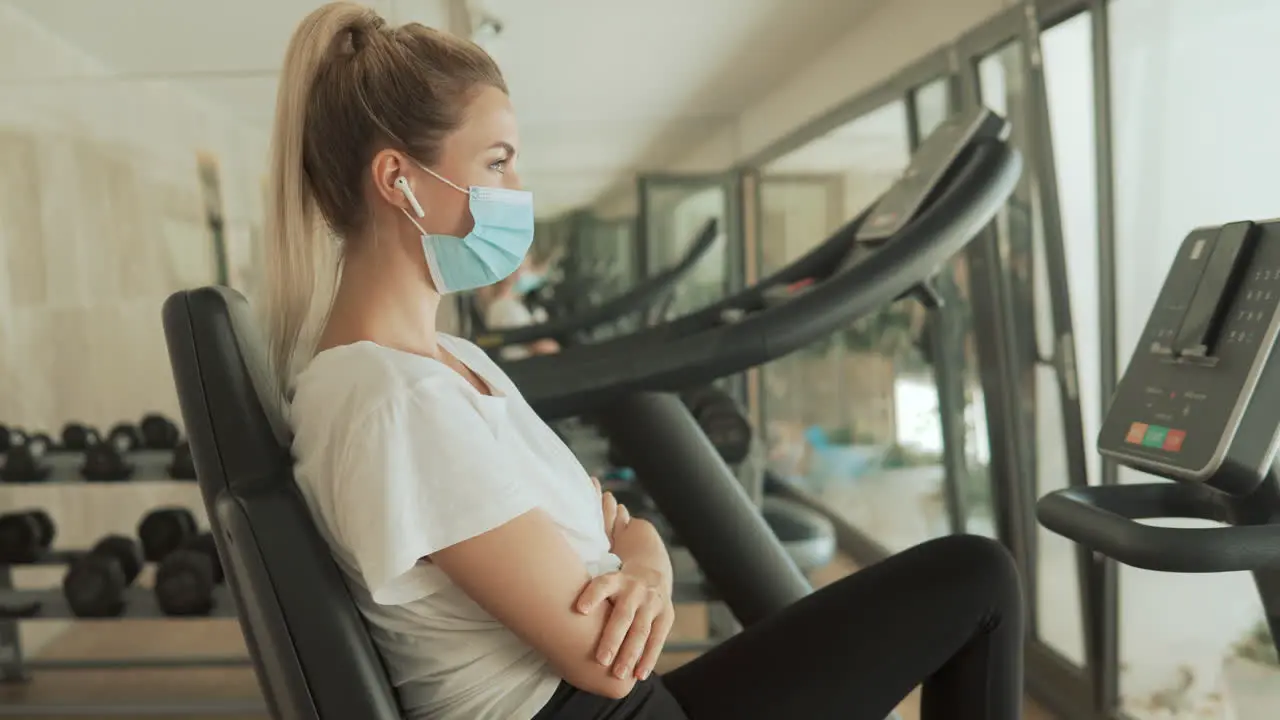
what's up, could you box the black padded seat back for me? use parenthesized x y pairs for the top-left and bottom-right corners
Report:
(162, 285), (402, 720)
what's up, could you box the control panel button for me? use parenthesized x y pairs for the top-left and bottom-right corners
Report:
(1125, 422), (1149, 444)
(1141, 425), (1169, 448)
(1163, 429), (1186, 452)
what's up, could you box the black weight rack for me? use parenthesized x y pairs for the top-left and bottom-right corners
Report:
(0, 446), (264, 717)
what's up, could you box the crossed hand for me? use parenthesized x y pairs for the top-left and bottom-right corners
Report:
(577, 477), (675, 681)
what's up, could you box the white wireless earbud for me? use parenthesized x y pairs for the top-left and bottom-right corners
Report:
(394, 176), (425, 218)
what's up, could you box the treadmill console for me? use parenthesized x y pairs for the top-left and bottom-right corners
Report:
(1099, 220), (1280, 496)
(856, 106), (1010, 244)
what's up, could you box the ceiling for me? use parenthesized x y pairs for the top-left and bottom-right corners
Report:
(6, 0), (885, 216)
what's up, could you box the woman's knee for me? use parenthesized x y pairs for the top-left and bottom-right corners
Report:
(929, 534), (1023, 606)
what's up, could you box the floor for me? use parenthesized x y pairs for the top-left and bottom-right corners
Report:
(0, 557), (1055, 720)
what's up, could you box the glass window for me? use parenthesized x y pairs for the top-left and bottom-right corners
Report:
(1035, 10), (1102, 670)
(914, 77), (952, 139)
(642, 181), (728, 316)
(760, 102), (961, 552)
(1111, 1), (1280, 716)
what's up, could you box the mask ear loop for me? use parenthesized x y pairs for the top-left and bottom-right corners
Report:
(416, 162), (470, 195)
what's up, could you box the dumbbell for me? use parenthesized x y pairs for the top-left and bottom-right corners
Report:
(106, 423), (142, 453)
(62, 535), (143, 618)
(138, 507), (199, 563)
(81, 438), (134, 482)
(1, 434), (53, 483)
(61, 422), (101, 452)
(168, 440), (197, 481)
(155, 532), (224, 616)
(0, 510), (56, 563)
(139, 414), (181, 450)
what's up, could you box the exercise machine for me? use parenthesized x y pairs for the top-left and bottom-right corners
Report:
(1039, 220), (1280, 674)
(157, 104), (1019, 719)
(502, 105), (1019, 625)
(470, 217), (720, 353)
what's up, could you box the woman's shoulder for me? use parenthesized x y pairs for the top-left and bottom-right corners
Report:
(292, 341), (467, 424)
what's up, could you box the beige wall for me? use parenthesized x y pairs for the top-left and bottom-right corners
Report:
(0, 4), (267, 434)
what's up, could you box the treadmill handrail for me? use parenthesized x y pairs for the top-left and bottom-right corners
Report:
(509, 140), (1022, 420)
(1037, 484), (1280, 573)
(475, 218), (720, 347)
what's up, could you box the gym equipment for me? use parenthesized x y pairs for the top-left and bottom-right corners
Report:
(155, 532), (224, 616)
(1, 434), (52, 483)
(472, 218), (721, 352)
(680, 385), (753, 466)
(1, 426), (25, 452)
(81, 440), (135, 481)
(60, 422), (101, 451)
(62, 535), (143, 618)
(157, 104), (1018, 719)
(0, 510), (55, 563)
(1039, 219), (1280, 658)
(138, 507), (199, 562)
(506, 106), (1019, 625)
(169, 440), (197, 480)
(140, 413), (182, 450)
(107, 422), (142, 452)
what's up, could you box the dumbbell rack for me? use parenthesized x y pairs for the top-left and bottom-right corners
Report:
(0, 447), (263, 717)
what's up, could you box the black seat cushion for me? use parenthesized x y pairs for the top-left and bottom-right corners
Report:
(162, 285), (402, 720)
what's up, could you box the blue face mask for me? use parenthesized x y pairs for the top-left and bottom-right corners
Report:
(402, 164), (535, 295)
(514, 271), (545, 294)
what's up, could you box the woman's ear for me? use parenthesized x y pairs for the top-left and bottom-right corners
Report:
(370, 149), (415, 212)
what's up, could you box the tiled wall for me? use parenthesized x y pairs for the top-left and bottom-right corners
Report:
(0, 4), (268, 435)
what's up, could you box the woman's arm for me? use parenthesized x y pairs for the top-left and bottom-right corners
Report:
(429, 510), (640, 699)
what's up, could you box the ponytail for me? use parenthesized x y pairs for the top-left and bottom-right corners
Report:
(262, 2), (507, 394)
(262, 2), (374, 393)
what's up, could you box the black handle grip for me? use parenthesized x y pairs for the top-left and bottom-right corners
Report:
(1036, 483), (1280, 573)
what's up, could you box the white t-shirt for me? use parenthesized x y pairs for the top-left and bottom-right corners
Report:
(289, 335), (620, 720)
(484, 297), (549, 361)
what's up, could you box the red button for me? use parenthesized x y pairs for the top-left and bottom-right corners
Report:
(1126, 422), (1149, 444)
(1163, 429), (1186, 452)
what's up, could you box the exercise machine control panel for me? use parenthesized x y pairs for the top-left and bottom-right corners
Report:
(1099, 220), (1280, 496)
(856, 106), (1009, 244)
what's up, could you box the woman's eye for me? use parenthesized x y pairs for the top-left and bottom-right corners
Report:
(489, 158), (508, 173)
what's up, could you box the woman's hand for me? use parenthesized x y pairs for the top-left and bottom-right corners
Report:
(575, 552), (675, 681)
(592, 477), (632, 543)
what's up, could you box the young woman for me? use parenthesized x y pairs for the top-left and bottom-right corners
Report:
(269, 4), (1026, 719)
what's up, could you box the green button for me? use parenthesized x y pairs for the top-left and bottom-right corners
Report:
(1142, 425), (1169, 448)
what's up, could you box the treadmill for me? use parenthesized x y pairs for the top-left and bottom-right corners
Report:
(500, 105), (1022, 627)
(471, 217), (721, 353)
(1039, 220), (1280, 682)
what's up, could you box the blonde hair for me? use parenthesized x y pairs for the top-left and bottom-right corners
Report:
(263, 1), (506, 391)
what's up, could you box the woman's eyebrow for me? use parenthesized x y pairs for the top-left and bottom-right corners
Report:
(489, 141), (516, 156)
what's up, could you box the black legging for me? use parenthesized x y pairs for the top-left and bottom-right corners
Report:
(533, 534), (1025, 720)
